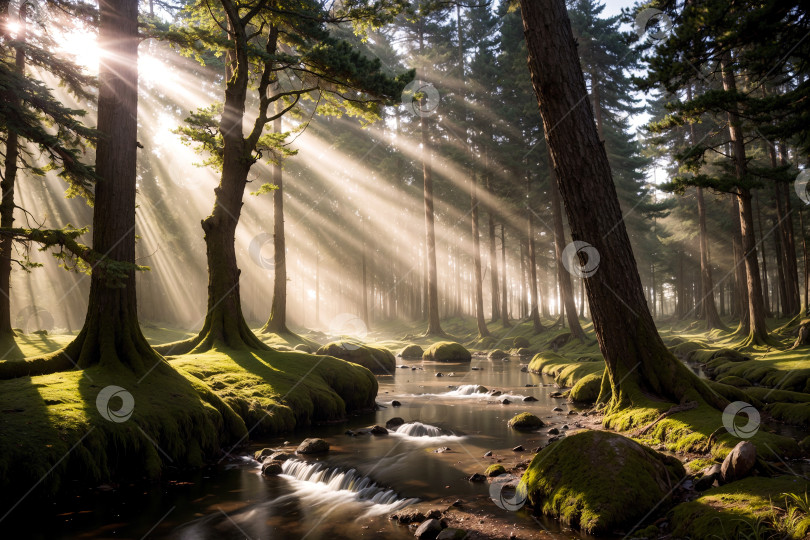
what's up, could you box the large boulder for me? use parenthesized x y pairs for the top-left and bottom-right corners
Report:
(487, 349), (509, 360)
(569, 373), (602, 403)
(721, 441), (757, 483)
(519, 430), (684, 535)
(415, 518), (444, 539)
(422, 342), (471, 362)
(398, 344), (424, 358)
(296, 438), (330, 454)
(507, 412), (544, 431)
(316, 341), (396, 374)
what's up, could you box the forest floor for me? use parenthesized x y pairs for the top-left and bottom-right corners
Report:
(1, 314), (809, 538)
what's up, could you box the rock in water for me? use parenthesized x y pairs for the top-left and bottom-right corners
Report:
(422, 342), (472, 362)
(487, 349), (509, 360)
(399, 344), (424, 358)
(386, 417), (405, 429)
(316, 341), (396, 374)
(392, 400), (402, 407)
(266, 451), (292, 463)
(261, 461), (283, 476)
(507, 412), (544, 431)
(436, 528), (467, 540)
(296, 438), (330, 454)
(370, 425), (389, 435)
(485, 464), (506, 477)
(415, 518), (444, 539)
(520, 430), (684, 535)
(721, 441), (756, 483)
(467, 473), (486, 482)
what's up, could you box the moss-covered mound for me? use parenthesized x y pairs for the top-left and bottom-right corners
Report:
(397, 344), (424, 358)
(569, 373), (601, 403)
(513, 336), (531, 349)
(508, 412), (544, 431)
(519, 430), (685, 535)
(316, 341), (396, 374)
(528, 351), (604, 388)
(422, 342), (471, 362)
(485, 464), (507, 477)
(670, 476), (810, 539)
(487, 349), (509, 359)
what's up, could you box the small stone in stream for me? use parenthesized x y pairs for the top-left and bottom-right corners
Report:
(415, 518), (444, 539)
(568, 411), (578, 415)
(261, 462), (283, 476)
(267, 451), (292, 462)
(436, 373), (444, 377)
(400, 365), (410, 369)
(549, 391), (564, 398)
(524, 384), (537, 387)
(436, 529), (467, 540)
(501, 398), (511, 405)
(370, 425), (389, 435)
(452, 499), (463, 507)
(520, 366), (528, 372)
(523, 396), (538, 402)
(548, 428), (560, 435)
(513, 445), (525, 452)
(471, 367), (481, 370)
(489, 390), (502, 396)
(562, 425), (569, 430)
(435, 447), (452, 453)
(392, 400), (402, 407)
(532, 447), (542, 453)
(484, 451), (493, 457)
(386, 417), (405, 429)
(412, 367), (417, 370)
(468, 473), (486, 482)
(296, 438), (329, 454)
(253, 448), (275, 462)
(552, 407), (563, 412)
(448, 372), (455, 376)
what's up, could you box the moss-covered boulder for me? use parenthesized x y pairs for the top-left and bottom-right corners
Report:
(508, 412), (544, 431)
(398, 344), (424, 358)
(296, 438), (330, 454)
(422, 342), (471, 362)
(316, 341), (396, 374)
(487, 349), (508, 360)
(569, 373), (601, 403)
(519, 430), (684, 535)
(513, 336), (530, 349)
(294, 344), (313, 353)
(485, 464), (507, 477)
(717, 375), (751, 387)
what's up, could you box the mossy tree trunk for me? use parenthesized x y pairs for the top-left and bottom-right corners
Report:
(262, 112), (290, 335)
(519, 0), (726, 413)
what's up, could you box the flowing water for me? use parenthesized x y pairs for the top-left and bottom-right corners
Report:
(11, 355), (601, 539)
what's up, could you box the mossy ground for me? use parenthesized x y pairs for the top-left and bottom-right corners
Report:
(0, 329), (377, 506)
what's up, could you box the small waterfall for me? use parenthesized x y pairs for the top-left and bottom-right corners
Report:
(395, 422), (444, 437)
(446, 384), (488, 396)
(281, 459), (416, 508)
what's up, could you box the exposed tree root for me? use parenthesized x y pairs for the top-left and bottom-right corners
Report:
(632, 400), (698, 437)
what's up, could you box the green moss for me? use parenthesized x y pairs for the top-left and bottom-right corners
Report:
(485, 464), (507, 477)
(508, 412), (544, 430)
(397, 344), (424, 358)
(315, 341), (396, 375)
(513, 336), (530, 349)
(684, 457), (717, 474)
(422, 341), (471, 362)
(717, 375), (752, 387)
(569, 373), (601, 403)
(519, 430), (685, 535)
(670, 340), (707, 358)
(528, 351), (604, 388)
(670, 476), (810, 539)
(487, 349), (508, 359)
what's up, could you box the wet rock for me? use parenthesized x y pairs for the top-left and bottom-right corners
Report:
(721, 441), (756, 483)
(399, 365), (411, 369)
(501, 398), (511, 405)
(552, 407), (563, 412)
(524, 384), (537, 387)
(488, 349), (509, 360)
(345, 430), (357, 436)
(436, 373), (444, 377)
(489, 390), (502, 397)
(296, 438), (330, 454)
(470, 367), (481, 371)
(483, 451), (493, 457)
(266, 451), (292, 463)
(386, 417), (405, 429)
(436, 528), (467, 540)
(392, 400), (402, 407)
(695, 464), (722, 491)
(562, 425), (569, 430)
(568, 411), (578, 416)
(370, 425), (389, 435)
(415, 518), (444, 539)
(485, 464), (506, 477)
(399, 344), (425, 358)
(261, 461), (283, 476)
(549, 391), (564, 398)
(548, 428), (559, 435)
(412, 367), (417, 371)
(391, 506), (441, 524)
(512, 445), (525, 452)
(467, 473), (486, 482)
(423, 342), (472, 362)
(435, 447), (452, 453)
(520, 366), (528, 372)
(508, 412), (544, 431)
(253, 448), (275, 462)
(523, 396), (538, 402)
(451, 499), (462, 507)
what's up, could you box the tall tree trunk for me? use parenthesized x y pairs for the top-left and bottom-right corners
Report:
(519, 0), (724, 412)
(721, 56), (769, 345)
(263, 110), (290, 334)
(486, 172), (500, 323)
(755, 192), (771, 316)
(549, 165), (585, 340)
(800, 208), (809, 313)
(0, 21), (26, 352)
(696, 187), (726, 329)
(471, 176), (490, 337)
(731, 196), (749, 327)
(526, 172), (544, 333)
(500, 224), (510, 327)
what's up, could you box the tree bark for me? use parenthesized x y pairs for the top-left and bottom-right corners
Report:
(500, 224), (510, 327)
(696, 187), (726, 329)
(471, 176), (490, 337)
(486, 173), (500, 323)
(518, 0), (725, 412)
(525, 174), (544, 333)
